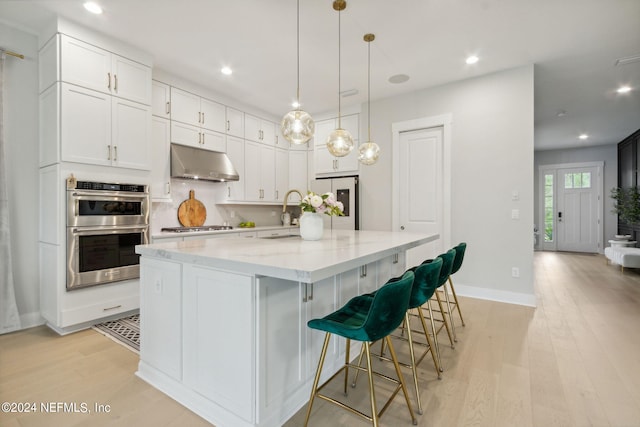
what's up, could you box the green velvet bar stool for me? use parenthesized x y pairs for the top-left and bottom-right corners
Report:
(447, 242), (467, 327)
(353, 258), (444, 415)
(424, 249), (457, 350)
(304, 271), (418, 427)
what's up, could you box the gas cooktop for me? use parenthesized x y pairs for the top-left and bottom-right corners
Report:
(161, 225), (233, 233)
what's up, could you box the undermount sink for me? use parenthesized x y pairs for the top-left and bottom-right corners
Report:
(259, 234), (300, 240)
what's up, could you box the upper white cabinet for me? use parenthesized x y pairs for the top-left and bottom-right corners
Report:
(59, 35), (151, 105)
(313, 114), (359, 176)
(245, 114), (277, 146)
(224, 135), (245, 201)
(288, 149), (309, 194)
(244, 140), (275, 202)
(226, 107), (244, 138)
(151, 80), (171, 119)
(170, 87), (226, 133)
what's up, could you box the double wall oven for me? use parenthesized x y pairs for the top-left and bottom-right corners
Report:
(66, 181), (149, 290)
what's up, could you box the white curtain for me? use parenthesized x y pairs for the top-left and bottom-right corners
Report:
(0, 53), (21, 333)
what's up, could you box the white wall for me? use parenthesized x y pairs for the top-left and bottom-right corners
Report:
(1, 22), (42, 328)
(360, 65), (535, 306)
(534, 144), (618, 251)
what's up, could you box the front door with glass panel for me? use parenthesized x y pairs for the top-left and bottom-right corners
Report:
(556, 166), (600, 253)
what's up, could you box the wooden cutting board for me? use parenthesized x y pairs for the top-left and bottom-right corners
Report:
(178, 190), (207, 227)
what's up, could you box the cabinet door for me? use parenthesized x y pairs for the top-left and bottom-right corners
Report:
(111, 54), (151, 105)
(258, 278), (305, 422)
(262, 119), (277, 146)
(260, 144), (276, 201)
(140, 258), (182, 380)
(225, 135), (245, 201)
(201, 129), (226, 152)
(244, 140), (263, 201)
(171, 121), (200, 148)
(151, 80), (171, 118)
(288, 149), (308, 194)
(358, 262), (379, 295)
(274, 147), (289, 202)
(226, 107), (244, 137)
(313, 119), (337, 174)
(111, 97), (151, 170)
(170, 87), (200, 127)
(183, 266), (254, 421)
(151, 117), (171, 200)
(200, 98), (226, 133)
(60, 35), (111, 95)
(245, 114), (262, 143)
(341, 114), (359, 139)
(335, 150), (359, 174)
(61, 83), (111, 166)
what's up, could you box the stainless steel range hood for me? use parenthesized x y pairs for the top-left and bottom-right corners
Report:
(170, 144), (239, 182)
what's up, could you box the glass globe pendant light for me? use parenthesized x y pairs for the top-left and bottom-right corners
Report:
(281, 0), (315, 145)
(358, 33), (380, 165)
(326, 0), (354, 157)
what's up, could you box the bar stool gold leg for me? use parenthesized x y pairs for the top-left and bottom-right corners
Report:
(404, 312), (423, 414)
(435, 290), (455, 348)
(416, 306), (441, 378)
(442, 283), (457, 342)
(448, 277), (466, 326)
(304, 333), (331, 427)
(343, 338), (351, 396)
(385, 336), (418, 425)
(363, 342), (380, 427)
(424, 299), (444, 372)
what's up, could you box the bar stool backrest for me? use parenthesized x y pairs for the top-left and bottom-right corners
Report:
(363, 270), (415, 342)
(451, 242), (467, 275)
(408, 257), (443, 309)
(422, 249), (455, 287)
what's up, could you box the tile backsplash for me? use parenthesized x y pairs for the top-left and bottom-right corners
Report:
(150, 179), (301, 233)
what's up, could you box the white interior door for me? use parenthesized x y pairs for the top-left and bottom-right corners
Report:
(398, 127), (444, 266)
(556, 166), (599, 253)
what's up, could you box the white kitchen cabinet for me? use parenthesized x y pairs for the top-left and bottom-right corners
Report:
(151, 116), (171, 200)
(274, 147), (289, 202)
(226, 107), (244, 138)
(60, 34), (151, 105)
(244, 140), (275, 202)
(151, 80), (171, 119)
(60, 83), (151, 170)
(313, 114), (359, 176)
(170, 87), (226, 133)
(183, 266), (255, 421)
(377, 251), (406, 284)
(224, 135), (245, 201)
(288, 149), (308, 195)
(170, 121), (226, 152)
(257, 276), (339, 423)
(245, 114), (277, 146)
(140, 258), (182, 381)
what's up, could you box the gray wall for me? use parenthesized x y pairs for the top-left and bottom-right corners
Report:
(360, 65), (536, 304)
(534, 144), (618, 252)
(1, 22), (41, 328)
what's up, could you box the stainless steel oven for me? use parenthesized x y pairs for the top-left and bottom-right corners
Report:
(66, 181), (149, 290)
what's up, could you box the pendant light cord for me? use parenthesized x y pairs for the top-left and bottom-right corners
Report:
(296, 0), (300, 106)
(367, 38), (371, 142)
(337, 5), (342, 128)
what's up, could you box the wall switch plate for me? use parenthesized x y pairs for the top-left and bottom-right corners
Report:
(511, 209), (520, 220)
(512, 267), (520, 278)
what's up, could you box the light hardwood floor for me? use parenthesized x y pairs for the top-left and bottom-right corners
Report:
(2, 252), (640, 427)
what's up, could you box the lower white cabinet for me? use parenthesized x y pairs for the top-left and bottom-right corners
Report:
(140, 258), (182, 380)
(150, 116), (171, 200)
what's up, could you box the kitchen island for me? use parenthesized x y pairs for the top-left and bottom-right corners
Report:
(135, 230), (438, 427)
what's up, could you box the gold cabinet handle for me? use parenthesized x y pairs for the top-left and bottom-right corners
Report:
(107, 72), (111, 89)
(114, 74), (118, 91)
(107, 145), (111, 160)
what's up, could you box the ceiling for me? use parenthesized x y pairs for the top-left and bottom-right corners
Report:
(1, 0), (639, 151)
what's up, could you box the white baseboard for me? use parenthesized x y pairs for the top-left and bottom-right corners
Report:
(453, 283), (537, 307)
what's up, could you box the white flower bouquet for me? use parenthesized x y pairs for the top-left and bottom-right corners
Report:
(299, 191), (344, 216)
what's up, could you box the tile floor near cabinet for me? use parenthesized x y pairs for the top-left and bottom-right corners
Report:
(1, 252), (640, 427)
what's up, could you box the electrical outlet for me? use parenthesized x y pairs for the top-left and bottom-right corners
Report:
(271, 211), (276, 217)
(511, 267), (520, 278)
(230, 210), (236, 218)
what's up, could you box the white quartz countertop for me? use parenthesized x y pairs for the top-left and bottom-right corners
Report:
(137, 230), (438, 282)
(151, 225), (296, 240)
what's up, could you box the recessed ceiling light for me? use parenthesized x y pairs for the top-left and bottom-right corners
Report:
(557, 110), (567, 117)
(579, 134), (589, 140)
(340, 89), (358, 97)
(83, 2), (103, 14)
(388, 74), (410, 84)
(221, 66), (232, 76)
(617, 85), (632, 94)
(465, 55), (479, 65)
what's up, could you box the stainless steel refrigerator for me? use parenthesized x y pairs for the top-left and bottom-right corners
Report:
(311, 176), (359, 230)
